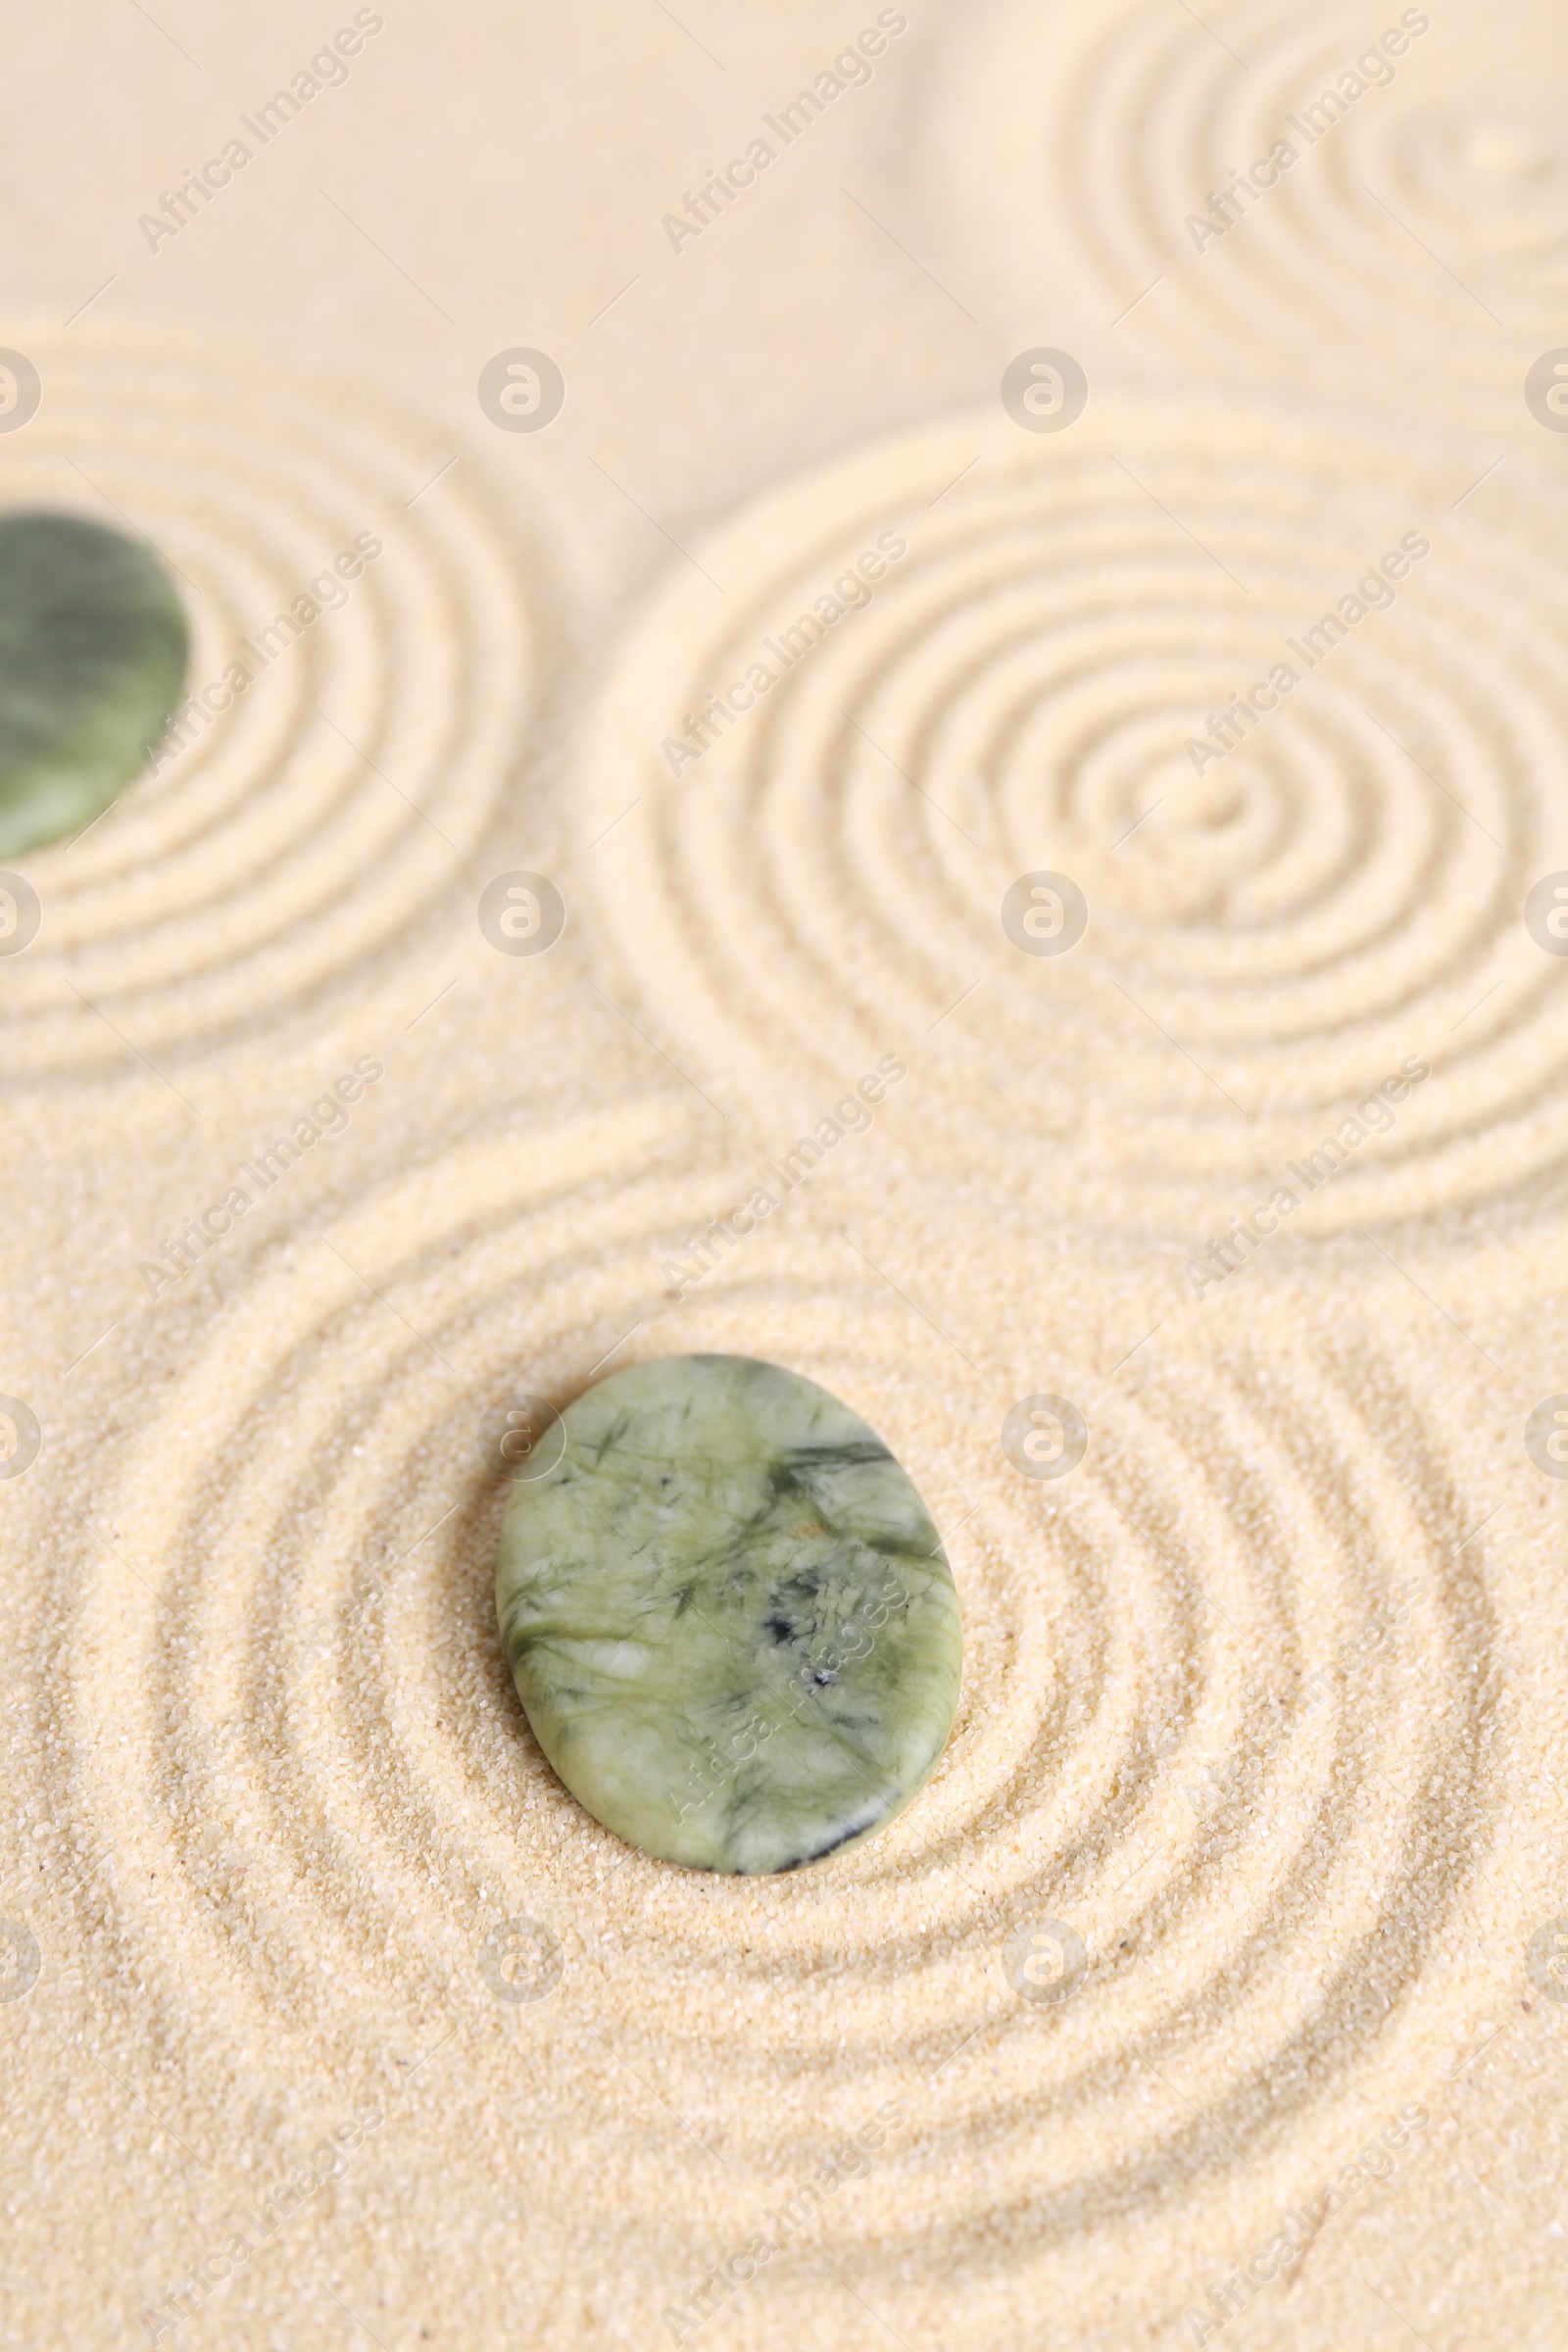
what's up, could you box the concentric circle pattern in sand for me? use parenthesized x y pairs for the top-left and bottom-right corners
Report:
(27, 1102), (1518, 2318)
(930, 0), (1568, 426)
(0, 321), (537, 1074)
(577, 396), (1568, 1238)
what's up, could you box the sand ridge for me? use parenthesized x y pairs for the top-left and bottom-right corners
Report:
(2, 2), (1567, 2347)
(926, 0), (1568, 433)
(0, 317), (544, 1076)
(575, 391), (1568, 1241)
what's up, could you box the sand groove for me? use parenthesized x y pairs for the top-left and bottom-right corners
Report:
(26, 1105), (1514, 2296)
(0, 319), (539, 1075)
(931, 0), (1568, 425)
(577, 397), (1568, 1239)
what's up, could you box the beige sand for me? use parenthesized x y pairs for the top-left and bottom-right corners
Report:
(3, 4), (1567, 2348)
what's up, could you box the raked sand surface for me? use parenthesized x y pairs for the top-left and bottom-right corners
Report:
(4, 3), (1568, 2347)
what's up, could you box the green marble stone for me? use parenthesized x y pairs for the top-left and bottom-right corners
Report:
(0, 510), (188, 857)
(496, 1354), (963, 1874)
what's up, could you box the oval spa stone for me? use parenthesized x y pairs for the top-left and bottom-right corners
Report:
(0, 510), (189, 858)
(496, 1354), (963, 1874)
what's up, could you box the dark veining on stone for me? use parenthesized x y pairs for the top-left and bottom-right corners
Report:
(496, 1354), (963, 1874)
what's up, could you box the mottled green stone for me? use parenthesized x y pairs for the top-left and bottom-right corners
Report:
(496, 1354), (963, 1874)
(0, 510), (188, 856)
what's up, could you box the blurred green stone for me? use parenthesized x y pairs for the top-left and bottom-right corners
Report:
(497, 1354), (963, 1874)
(0, 510), (188, 856)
